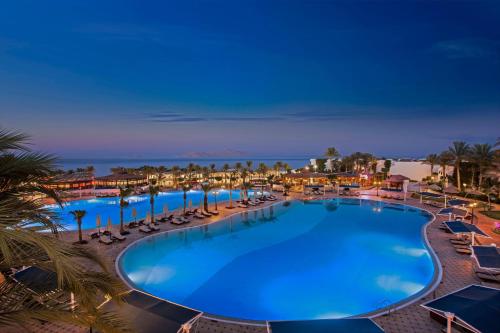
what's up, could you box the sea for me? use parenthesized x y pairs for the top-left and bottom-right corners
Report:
(59, 158), (310, 176)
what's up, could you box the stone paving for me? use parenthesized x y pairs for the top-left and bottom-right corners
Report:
(12, 191), (500, 333)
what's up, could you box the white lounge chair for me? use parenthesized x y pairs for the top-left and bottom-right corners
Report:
(111, 232), (126, 241)
(139, 225), (152, 233)
(99, 235), (113, 245)
(148, 223), (160, 231)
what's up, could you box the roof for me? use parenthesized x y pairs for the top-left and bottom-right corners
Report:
(385, 174), (410, 182)
(284, 172), (328, 179)
(13, 266), (58, 294)
(472, 246), (500, 271)
(95, 173), (147, 181)
(443, 221), (488, 237)
(50, 172), (94, 183)
(101, 290), (202, 333)
(422, 285), (500, 333)
(269, 318), (384, 333)
(447, 199), (469, 207)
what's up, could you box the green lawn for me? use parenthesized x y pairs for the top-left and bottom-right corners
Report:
(480, 210), (500, 220)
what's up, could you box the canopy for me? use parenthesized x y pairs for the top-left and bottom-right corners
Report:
(100, 290), (202, 333)
(268, 319), (384, 333)
(418, 191), (443, 198)
(443, 221), (488, 237)
(448, 199), (469, 207)
(437, 207), (468, 218)
(422, 285), (500, 333)
(472, 246), (500, 271)
(13, 266), (58, 294)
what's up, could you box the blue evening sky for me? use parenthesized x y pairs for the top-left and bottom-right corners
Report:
(0, 0), (499, 158)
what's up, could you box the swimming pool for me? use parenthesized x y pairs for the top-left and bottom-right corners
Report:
(117, 199), (437, 321)
(47, 190), (245, 230)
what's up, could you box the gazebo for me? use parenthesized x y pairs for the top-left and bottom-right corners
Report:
(384, 174), (410, 190)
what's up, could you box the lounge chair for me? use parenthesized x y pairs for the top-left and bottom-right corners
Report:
(238, 203), (248, 208)
(201, 211), (212, 217)
(111, 232), (126, 241)
(455, 247), (472, 255)
(89, 231), (100, 239)
(475, 271), (500, 282)
(193, 212), (205, 219)
(127, 221), (139, 229)
(210, 210), (219, 215)
(139, 225), (152, 233)
(148, 223), (160, 231)
(99, 235), (113, 245)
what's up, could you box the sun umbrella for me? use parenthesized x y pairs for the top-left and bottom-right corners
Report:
(145, 212), (150, 224)
(199, 199), (203, 211)
(444, 185), (459, 194)
(188, 199), (192, 211)
(239, 190), (244, 201)
(96, 215), (101, 234)
(163, 204), (169, 216)
(106, 217), (112, 233)
(131, 207), (137, 222)
(429, 184), (442, 191)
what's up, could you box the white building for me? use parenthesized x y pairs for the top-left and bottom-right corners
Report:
(376, 159), (453, 181)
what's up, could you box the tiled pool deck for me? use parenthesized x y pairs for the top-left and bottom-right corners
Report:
(14, 190), (500, 333)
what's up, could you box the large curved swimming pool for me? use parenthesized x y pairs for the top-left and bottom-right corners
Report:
(118, 199), (437, 321)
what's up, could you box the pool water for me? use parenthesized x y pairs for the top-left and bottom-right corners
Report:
(47, 190), (244, 230)
(118, 199), (436, 321)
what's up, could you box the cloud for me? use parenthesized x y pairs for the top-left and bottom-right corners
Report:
(431, 38), (500, 59)
(144, 111), (285, 123)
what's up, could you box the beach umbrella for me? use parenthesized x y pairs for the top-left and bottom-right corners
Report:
(145, 212), (150, 224)
(239, 190), (244, 201)
(188, 199), (193, 211)
(106, 217), (112, 233)
(163, 204), (169, 216)
(96, 215), (101, 234)
(131, 207), (137, 222)
(429, 184), (441, 191)
(444, 185), (459, 194)
(199, 199), (203, 211)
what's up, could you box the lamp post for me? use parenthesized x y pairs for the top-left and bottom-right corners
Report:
(212, 189), (219, 211)
(375, 181), (381, 196)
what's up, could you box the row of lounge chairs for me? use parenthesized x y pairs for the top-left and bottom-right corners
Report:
(236, 195), (278, 208)
(439, 222), (499, 283)
(380, 194), (404, 200)
(423, 200), (444, 208)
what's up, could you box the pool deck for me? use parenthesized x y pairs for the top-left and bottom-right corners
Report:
(20, 191), (500, 333)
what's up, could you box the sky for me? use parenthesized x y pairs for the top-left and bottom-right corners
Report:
(0, 0), (499, 159)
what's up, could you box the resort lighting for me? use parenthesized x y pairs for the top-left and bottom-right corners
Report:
(469, 202), (477, 225)
(374, 181), (382, 196)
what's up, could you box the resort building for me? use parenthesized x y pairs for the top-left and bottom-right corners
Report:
(48, 172), (95, 190)
(376, 159), (454, 181)
(94, 173), (148, 189)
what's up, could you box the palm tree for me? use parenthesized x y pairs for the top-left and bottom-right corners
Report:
(246, 161), (253, 180)
(222, 163), (230, 186)
(200, 182), (211, 212)
(148, 181), (160, 225)
(283, 163), (291, 174)
(325, 147), (340, 160)
(448, 141), (470, 191)
(471, 144), (494, 187)
(438, 151), (454, 181)
(0, 129), (127, 332)
(70, 210), (87, 244)
(171, 165), (180, 188)
(181, 183), (191, 214)
(118, 186), (133, 235)
(424, 154), (439, 177)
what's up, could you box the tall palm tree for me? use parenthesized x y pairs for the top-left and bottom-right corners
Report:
(148, 181), (160, 225)
(425, 154), (439, 177)
(471, 144), (494, 187)
(0, 129), (127, 332)
(325, 147), (340, 160)
(118, 186), (133, 235)
(70, 210), (87, 244)
(448, 141), (470, 191)
(181, 183), (191, 214)
(438, 151), (454, 181)
(200, 182), (211, 212)
(171, 165), (180, 189)
(222, 163), (230, 186)
(283, 163), (291, 174)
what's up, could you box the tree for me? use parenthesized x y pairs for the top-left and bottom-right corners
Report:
(425, 154), (439, 176)
(438, 151), (454, 181)
(70, 210), (87, 244)
(118, 186), (133, 235)
(181, 183), (191, 214)
(448, 141), (470, 191)
(382, 159), (392, 178)
(325, 147), (340, 160)
(200, 182), (211, 212)
(148, 181), (160, 225)
(171, 165), (180, 189)
(471, 144), (494, 187)
(0, 129), (127, 332)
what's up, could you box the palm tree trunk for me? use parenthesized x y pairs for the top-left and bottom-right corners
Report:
(120, 206), (124, 233)
(478, 168), (483, 187)
(150, 198), (154, 224)
(183, 193), (187, 214)
(229, 180), (233, 208)
(204, 193), (208, 212)
(78, 219), (83, 242)
(456, 161), (461, 191)
(471, 168), (475, 188)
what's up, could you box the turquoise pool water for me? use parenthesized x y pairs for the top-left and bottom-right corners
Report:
(47, 190), (244, 230)
(118, 199), (436, 321)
